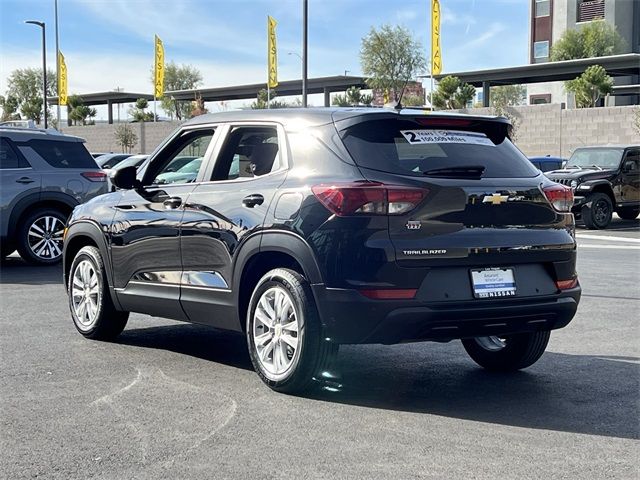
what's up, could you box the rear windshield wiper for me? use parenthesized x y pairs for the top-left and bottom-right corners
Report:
(422, 165), (486, 178)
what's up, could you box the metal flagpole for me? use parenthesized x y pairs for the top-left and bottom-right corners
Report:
(54, 0), (61, 129)
(430, 0), (434, 111)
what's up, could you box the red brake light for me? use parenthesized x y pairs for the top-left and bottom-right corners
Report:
(556, 278), (578, 290)
(543, 184), (573, 212)
(415, 118), (473, 127)
(82, 171), (107, 182)
(359, 289), (417, 300)
(311, 182), (427, 216)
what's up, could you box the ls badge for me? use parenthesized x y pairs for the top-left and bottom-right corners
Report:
(406, 220), (421, 230)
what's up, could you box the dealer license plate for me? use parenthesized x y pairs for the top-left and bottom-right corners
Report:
(470, 268), (516, 299)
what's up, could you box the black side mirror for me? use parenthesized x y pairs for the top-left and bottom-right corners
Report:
(111, 165), (141, 190)
(622, 160), (635, 173)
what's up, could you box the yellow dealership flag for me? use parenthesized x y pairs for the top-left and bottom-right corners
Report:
(58, 51), (68, 106)
(154, 35), (165, 98)
(267, 16), (278, 88)
(431, 0), (442, 75)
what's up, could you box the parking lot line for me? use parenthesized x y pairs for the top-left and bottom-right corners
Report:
(576, 234), (640, 243)
(578, 244), (640, 249)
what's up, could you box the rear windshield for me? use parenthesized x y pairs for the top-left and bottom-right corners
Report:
(28, 139), (97, 169)
(339, 118), (538, 178)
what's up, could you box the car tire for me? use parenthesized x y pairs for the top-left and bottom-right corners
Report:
(16, 208), (67, 265)
(68, 245), (129, 340)
(246, 268), (337, 393)
(617, 207), (640, 220)
(581, 193), (612, 230)
(461, 331), (550, 371)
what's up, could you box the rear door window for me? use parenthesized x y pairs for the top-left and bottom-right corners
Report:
(0, 138), (30, 169)
(339, 118), (539, 178)
(27, 139), (97, 169)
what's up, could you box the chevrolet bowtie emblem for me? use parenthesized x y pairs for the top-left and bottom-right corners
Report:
(483, 193), (509, 205)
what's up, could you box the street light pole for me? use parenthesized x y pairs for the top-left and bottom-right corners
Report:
(302, 0), (308, 107)
(25, 20), (47, 129)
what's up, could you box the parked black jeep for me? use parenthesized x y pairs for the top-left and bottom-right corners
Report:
(546, 145), (640, 229)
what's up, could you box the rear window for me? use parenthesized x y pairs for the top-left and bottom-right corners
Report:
(339, 118), (538, 178)
(28, 139), (97, 169)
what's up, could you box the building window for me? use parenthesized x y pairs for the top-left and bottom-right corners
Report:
(530, 94), (552, 105)
(534, 40), (550, 59)
(577, 0), (605, 22)
(535, 0), (551, 17)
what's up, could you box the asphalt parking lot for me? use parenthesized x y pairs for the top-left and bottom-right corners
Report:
(1, 217), (639, 480)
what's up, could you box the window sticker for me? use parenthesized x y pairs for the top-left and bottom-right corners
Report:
(400, 129), (494, 146)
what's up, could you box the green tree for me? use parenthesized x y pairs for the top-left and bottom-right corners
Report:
(401, 94), (424, 107)
(332, 87), (374, 107)
(490, 84), (526, 108)
(151, 62), (203, 120)
(0, 94), (21, 121)
(114, 124), (138, 153)
(128, 98), (155, 122)
(360, 25), (426, 103)
(5, 68), (57, 124)
(550, 21), (626, 61)
(331, 93), (350, 107)
(251, 89), (289, 109)
(565, 65), (613, 108)
(67, 95), (97, 126)
(430, 76), (476, 109)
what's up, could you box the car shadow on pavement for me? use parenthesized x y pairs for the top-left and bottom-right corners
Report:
(115, 324), (639, 440)
(0, 256), (63, 285)
(310, 345), (640, 440)
(117, 324), (254, 372)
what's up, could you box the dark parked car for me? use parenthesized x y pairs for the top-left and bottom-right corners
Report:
(95, 153), (132, 169)
(546, 145), (640, 229)
(1, 127), (107, 264)
(63, 109), (581, 393)
(529, 155), (565, 172)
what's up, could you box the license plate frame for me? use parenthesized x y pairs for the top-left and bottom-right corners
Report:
(470, 267), (517, 299)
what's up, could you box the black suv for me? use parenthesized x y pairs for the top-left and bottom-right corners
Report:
(62, 109), (581, 393)
(546, 145), (640, 229)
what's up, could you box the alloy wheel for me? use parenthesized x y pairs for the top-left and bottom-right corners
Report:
(474, 336), (507, 351)
(71, 259), (101, 330)
(594, 198), (610, 225)
(252, 286), (300, 376)
(27, 216), (65, 260)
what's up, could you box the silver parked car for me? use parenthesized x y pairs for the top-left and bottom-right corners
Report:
(0, 127), (108, 264)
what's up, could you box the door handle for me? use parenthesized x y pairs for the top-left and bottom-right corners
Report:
(242, 194), (264, 208)
(163, 196), (183, 209)
(16, 177), (34, 184)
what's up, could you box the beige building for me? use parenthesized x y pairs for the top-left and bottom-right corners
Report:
(527, 0), (640, 105)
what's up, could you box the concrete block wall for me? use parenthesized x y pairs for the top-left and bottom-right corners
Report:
(61, 121), (180, 155)
(456, 104), (638, 157)
(60, 105), (639, 158)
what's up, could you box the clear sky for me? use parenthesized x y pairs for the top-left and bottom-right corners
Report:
(0, 0), (530, 118)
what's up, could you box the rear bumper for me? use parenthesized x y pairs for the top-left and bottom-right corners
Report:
(312, 285), (581, 344)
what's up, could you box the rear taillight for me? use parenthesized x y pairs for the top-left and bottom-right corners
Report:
(311, 182), (427, 216)
(543, 184), (573, 212)
(556, 278), (578, 290)
(82, 171), (107, 182)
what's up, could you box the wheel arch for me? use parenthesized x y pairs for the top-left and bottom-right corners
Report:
(233, 231), (323, 332)
(63, 221), (120, 308)
(8, 192), (78, 239)
(584, 181), (615, 205)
